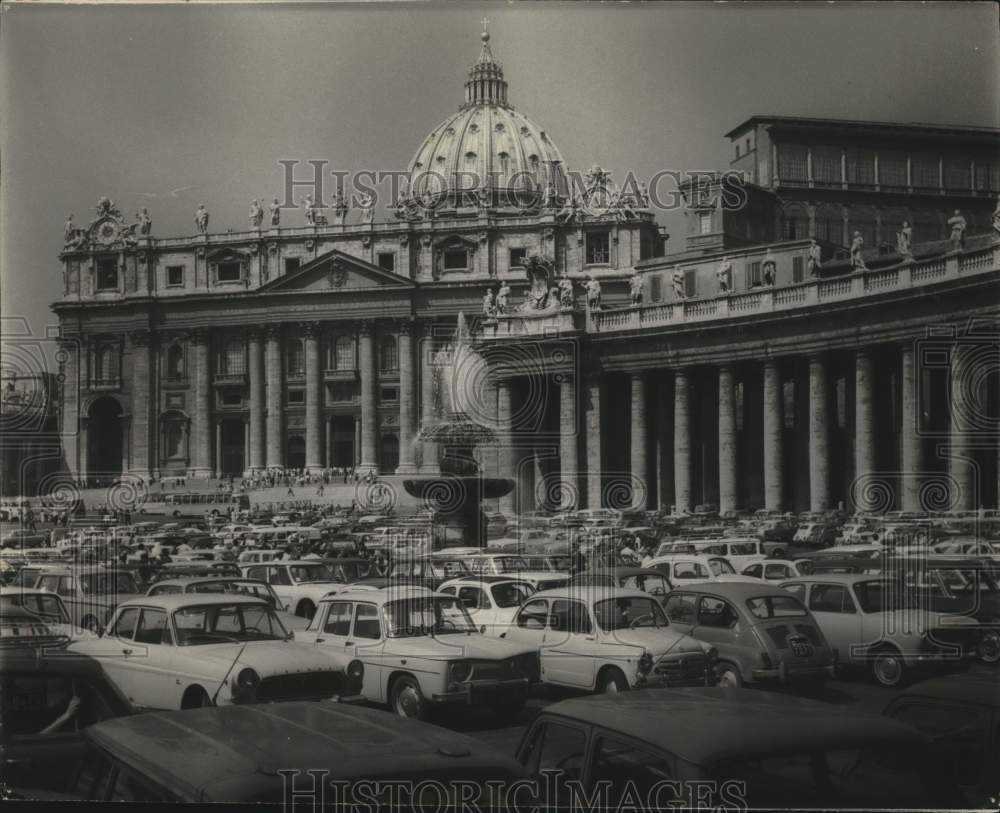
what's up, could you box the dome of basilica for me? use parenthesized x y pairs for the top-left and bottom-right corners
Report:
(405, 31), (570, 207)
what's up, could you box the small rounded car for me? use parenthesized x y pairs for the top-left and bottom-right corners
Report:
(239, 559), (345, 619)
(437, 575), (537, 637)
(295, 586), (540, 720)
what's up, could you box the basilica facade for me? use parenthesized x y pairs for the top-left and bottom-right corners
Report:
(53, 31), (1000, 515)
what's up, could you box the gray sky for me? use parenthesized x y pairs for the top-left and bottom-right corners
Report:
(2, 1), (998, 360)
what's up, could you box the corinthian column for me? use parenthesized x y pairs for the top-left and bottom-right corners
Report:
(396, 320), (418, 473)
(808, 355), (830, 512)
(497, 378), (514, 515)
(854, 348), (875, 509)
(900, 344), (923, 512)
(673, 369), (691, 513)
(358, 321), (378, 470)
(247, 328), (265, 472)
(630, 373), (647, 510)
(129, 329), (153, 479)
(762, 360), (783, 511)
(304, 322), (323, 471)
(585, 375), (602, 509)
(559, 373), (578, 510)
(419, 323), (439, 474)
(191, 328), (212, 477)
(265, 325), (283, 468)
(949, 346), (974, 510)
(718, 365), (737, 514)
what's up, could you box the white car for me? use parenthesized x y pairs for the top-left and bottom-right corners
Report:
(69, 594), (350, 709)
(237, 548), (283, 565)
(779, 575), (980, 688)
(239, 560), (344, 619)
(644, 554), (760, 585)
(145, 576), (311, 631)
(445, 552), (570, 591)
(0, 587), (99, 641)
(741, 559), (813, 581)
(296, 587), (539, 720)
(437, 576), (536, 637)
(502, 587), (717, 692)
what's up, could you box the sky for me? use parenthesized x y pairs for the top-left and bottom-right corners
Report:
(2, 1), (998, 368)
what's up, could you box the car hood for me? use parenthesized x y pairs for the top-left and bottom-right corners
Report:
(382, 633), (535, 660)
(607, 627), (709, 657)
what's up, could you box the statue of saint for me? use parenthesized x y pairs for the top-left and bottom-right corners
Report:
(301, 195), (316, 225)
(672, 270), (685, 299)
(585, 277), (602, 310)
(636, 182), (651, 210)
(896, 221), (912, 257)
(629, 271), (643, 305)
(716, 256), (733, 293)
(947, 209), (967, 250)
(64, 214), (76, 244)
(477, 185), (491, 211)
(394, 193), (410, 220)
(807, 239), (822, 276)
(249, 199), (263, 228)
(496, 281), (511, 314)
(137, 208), (152, 236)
(482, 288), (496, 318)
(558, 275), (574, 308)
(195, 204), (209, 234)
(359, 192), (375, 223)
(850, 231), (867, 271)
(269, 198), (281, 227)
(555, 193), (578, 224)
(761, 249), (776, 286)
(334, 191), (349, 225)
(541, 181), (556, 209)
(992, 199), (1000, 235)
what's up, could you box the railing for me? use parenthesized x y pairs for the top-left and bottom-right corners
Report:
(591, 243), (998, 334)
(212, 373), (247, 385)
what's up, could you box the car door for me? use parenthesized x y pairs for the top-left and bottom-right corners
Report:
(348, 602), (384, 702)
(662, 593), (697, 636)
(311, 600), (356, 672)
(265, 565), (294, 610)
(543, 599), (597, 688)
(691, 594), (747, 669)
(122, 608), (177, 710)
(505, 598), (550, 676)
(456, 585), (492, 631)
(805, 583), (861, 663)
(97, 607), (140, 700)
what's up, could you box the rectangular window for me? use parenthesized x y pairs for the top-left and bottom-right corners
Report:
(287, 390), (304, 406)
(747, 261), (762, 288)
(96, 258), (118, 291)
(879, 150), (908, 189)
(735, 144), (741, 159)
(777, 144), (808, 182)
(792, 256), (804, 283)
(443, 248), (468, 271)
(220, 391), (243, 407)
(974, 159), (999, 192)
(166, 266), (184, 287)
(846, 148), (876, 187)
(585, 232), (610, 265)
(377, 252), (395, 272)
(284, 257), (301, 276)
(683, 269), (697, 298)
(217, 262), (241, 283)
(509, 248), (527, 268)
(943, 157), (970, 192)
(911, 154), (940, 190)
(352, 604), (382, 640)
(380, 386), (398, 403)
(330, 383), (354, 402)
(649, 276), (662, 303)
(699, 212), (713, 235)
(812, 146), (842, 185)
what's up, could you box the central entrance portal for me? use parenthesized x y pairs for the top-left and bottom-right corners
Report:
(330, 416), (356, 468)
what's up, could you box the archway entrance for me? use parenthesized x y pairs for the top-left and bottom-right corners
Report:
(380, 433), (399, 473)
(330, 417), (355, 468)
(219, 419), (245, 477)
(88, 397), (123, 480)
(287, 435), (306, 470)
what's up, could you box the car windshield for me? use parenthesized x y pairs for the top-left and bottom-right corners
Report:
(594, 597), (669, 631)
(79, 572), (139, 595)
(746, 595), (808, 619)
(173, 602), (287, 645)
(853, 580), (888, 613)
(288, 564), (332, 583)
(490, 557), (528, 573)
(933, 567), (998, 593)
(383, 596), (478, 637)
(708, 558), (736, 575)
(0, 593), (68, 623)
(490, 582), (534, 608)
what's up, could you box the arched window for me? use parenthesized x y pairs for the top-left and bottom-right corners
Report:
(380, 336), (398, 373)
(95, 344), (116, 382)
(498, 152), (510, 176)
(224, 340), (245, 375)
(335, 336), (355, 371)
(166, 345), (184, 379)
(286, 339), (304, 377)
(165, 422), (184, 459)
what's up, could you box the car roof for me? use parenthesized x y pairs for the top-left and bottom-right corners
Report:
(147, 576), (267, 588)
(781, 573), (885, 585)
(542, 689), (919, 765)
(116, 594), (270, 610)
(529, 586), (652, 602)
(85, 701), (524, 801)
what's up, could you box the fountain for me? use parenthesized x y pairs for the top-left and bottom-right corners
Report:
(402, 314), (514, 549)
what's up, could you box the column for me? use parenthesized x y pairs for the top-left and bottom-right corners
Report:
(396, 320), (417, 473)
(949, 347), (974, 510)
(129, 329), (153, 478)
(559, 373), (578, 510)
(214, 421), (222, 477)
(191, 328), (212, 476)
(630, 373), (647, 510)
(718, 366), (737, 514)
(808, 355), (830, 512)
(265, 325), (283, 469)
(585, 376), (602, 509)
(497, 379), (514, 516)
(358, 320), (377, 470)
(243, 420), (250, 473)
(419, 324), (439, 473)
(59, 338), (81, 478)
(304, 322), (323, 471)
(900, 344), (923, 512)
(247, 328), (265, 471)
(673, 369), (691, 513)
(762, 361), (783, 511)
(854, 348), (876, 507)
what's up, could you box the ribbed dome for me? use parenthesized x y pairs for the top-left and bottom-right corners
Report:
(405, 30), (569, 207)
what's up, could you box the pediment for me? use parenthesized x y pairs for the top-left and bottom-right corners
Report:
(259, 248), (414, 293)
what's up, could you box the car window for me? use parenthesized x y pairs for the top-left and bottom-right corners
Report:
(549, 599), (593, 635)
(664, 594), (696, 624)
(491, 582), (534, 608)
(673, 562), (707, 579)
(809, 584), (856, 614)
(148, 584), (182, 596)
(520, 721), (588, 783)
(708, 558), (736, 575)
(245, 566), (266, 581)
(886, 699), (988, 786)
(591, 736), (675, 802)
(782, 583), (807, 601)
(352, 603), (381, 640)
(2, 674), (81, 736)
(744, 564), (763, 578)
(57, 577), (76, 598)
(763, 564), (791, 580)
(516, 599), (549, 630)
(631, 574), (670, 597)
(746, 595), (808, 619)
(134, 609), (172, 645)
(457, 587), (489, 610)
(696, 596), (739, 630)
(110, 608), (139, 640)
(323, 602), (353, 636)
(730, 543), (758, 556)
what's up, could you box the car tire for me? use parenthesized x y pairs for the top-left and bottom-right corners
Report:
(870, 645), (908, 688)
(182, 687), (213, 709)
(296, 600), (315, 620)
(596, 667), (629, 694)
(82, 615), (101, 635)
(716, 663), (743, 688)
(390, 675), (427, 720)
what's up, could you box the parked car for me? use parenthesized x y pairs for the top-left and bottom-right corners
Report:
(442, 552), (570, 591)
(239, 559), (344, 619)
(881, 673), (999, 807)
(569, 566), (672, 599)
(740, 559), (813, 581)
(34, 566), (145, 634)
(503, 587), (716, 693)
(792, 522), (838, 548)
(69, 594), (350, 710)
(15, 701), (527, 802)
(145, 576), (310, 631)
(437, 575), (536, 636)
(514, 689), (965, 809)
(296, 587), (539, 720)
(663, 581), (836, 687)
(779, 574), (980, 687)
(645, 554), (756, 585)
(520, 553), (574, 574)
(386, 554), (471, 590)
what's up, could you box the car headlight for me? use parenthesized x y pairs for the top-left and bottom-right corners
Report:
(346, 659), (365, 694)
(449, 660), (472, 683)
(705, 646), (719, 664)
(232, 668), (261, 702)
(637, 651), (654, 676)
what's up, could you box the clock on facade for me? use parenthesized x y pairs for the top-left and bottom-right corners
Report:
(96, 221), (120, 246)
